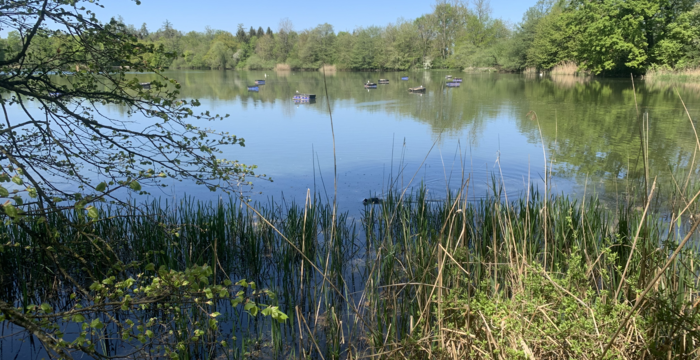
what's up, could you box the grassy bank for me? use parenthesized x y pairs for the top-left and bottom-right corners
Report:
(645, 67), (700, 82)
(1, 178), (699, 358)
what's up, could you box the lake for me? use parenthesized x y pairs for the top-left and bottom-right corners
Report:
(135, 70), (700, 210)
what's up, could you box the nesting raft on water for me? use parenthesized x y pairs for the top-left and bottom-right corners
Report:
(408, 86), (426, 92)
(293, 94), (316, 102)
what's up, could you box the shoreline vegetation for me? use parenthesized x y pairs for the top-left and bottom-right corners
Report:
(2, 1), (698, 76)
(3, 178), (700, 358)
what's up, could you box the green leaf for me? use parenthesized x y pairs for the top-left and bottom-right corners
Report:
(244, 302), (258, 316)
(87, 206), (99, 220)
(145, 263), (155, 271)
(3, 204), (18, 218)
(96, 182), (107, 192)
(91, 318), (104, 329)
(0, 186), (8, 197)
(40, 303), (52, 313)
(129, 180), (141, 191)
(11, 176), (22, 185)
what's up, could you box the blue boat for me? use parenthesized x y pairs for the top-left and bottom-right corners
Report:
(453, 78), (463, 82)
(293, 93), (316, 101)
(401, 76), (409, 81)
(248, 86), (259, 91)
(255, 80), (265, 85)
(446, 81), (460, 87)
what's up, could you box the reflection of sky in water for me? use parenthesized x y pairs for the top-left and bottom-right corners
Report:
(7, 71), (700, 214)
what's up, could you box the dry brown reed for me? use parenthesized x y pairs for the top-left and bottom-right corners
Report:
(319, 64), (337, 73)
(274, 63), (291, 71)
(550, 61), (581, 75)
(645, 67), (700, 80)
(523, 67), (537, 75)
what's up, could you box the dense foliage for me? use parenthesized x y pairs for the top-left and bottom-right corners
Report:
(5, 0), (696, 74)
(0, 0), (276, 358)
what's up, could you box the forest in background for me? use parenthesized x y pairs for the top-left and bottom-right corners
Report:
(2, 0), (700, 74)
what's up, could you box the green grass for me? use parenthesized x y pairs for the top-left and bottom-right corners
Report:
(2, 177), (700, 358)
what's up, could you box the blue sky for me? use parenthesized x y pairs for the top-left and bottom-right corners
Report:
(95, 0), (536, 34)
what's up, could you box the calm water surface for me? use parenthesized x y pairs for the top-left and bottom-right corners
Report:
(142, 70), (700, 211)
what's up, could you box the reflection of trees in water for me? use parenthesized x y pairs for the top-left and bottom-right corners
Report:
(95, 70), (700, 196)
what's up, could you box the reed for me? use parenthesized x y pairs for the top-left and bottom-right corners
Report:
(549, 61), (582, 75)
(2, 177), (699, 358)
(319, 64), (337, 73)
(274, 63), (291, 71)
(646, 67), (700, 82)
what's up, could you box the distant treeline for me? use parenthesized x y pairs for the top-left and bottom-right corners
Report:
(2, 0), (699, 74)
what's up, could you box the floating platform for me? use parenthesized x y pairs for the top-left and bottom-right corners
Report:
(247, 86), (259, 91)
(408, 86), (426, 92)
(445, 75), (452, 79)
(378, 79), (390, 84)
(293, 94), (316, 101)
(365, 83), (378, 89)
(401, 76), (409, 81)
(453, 78), (463, 82)
(255, 80), (265, 85)
(446, 81), (460, 87)
(140, 82), (151, 89)
(294, 98), (316, 104)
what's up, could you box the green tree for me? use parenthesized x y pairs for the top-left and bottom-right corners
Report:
(0, 1), (273, 358)
(565, 0), (697, 74)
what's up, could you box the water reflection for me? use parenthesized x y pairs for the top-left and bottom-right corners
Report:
(36, 71), (700, 210)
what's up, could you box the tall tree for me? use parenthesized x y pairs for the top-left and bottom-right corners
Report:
(236, 23), (248, 43)
(266, 26), (274, 37)
(431, 0), (467, 61)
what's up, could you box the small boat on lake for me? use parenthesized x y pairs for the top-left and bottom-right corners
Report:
(365, 81), (378, 89)
(378, 79), (390, 84)
(453, 78), (463, 82)
(247, 86), (259, 91)
(401, 76), (409, 81)
(140, 82), (151, 89)
(255, 80), (265, 85)
(293, 93), (316, 101)
(446, 81), (460, 87)
(409, 86), (426, 92)
(445, 75), (452, 79)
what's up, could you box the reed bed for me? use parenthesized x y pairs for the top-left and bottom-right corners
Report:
(549, 61), (583, 75)
(2, 176), (700, 358)
(646, 67), (700, 82)
(274, 63), (292, 71)
(319, 64), (337, 73)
